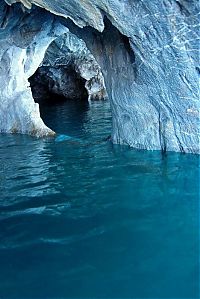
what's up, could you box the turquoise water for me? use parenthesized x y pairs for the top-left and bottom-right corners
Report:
(0, 100), (199, 298)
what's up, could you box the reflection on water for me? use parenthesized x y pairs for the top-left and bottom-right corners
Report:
(0, 100), (199, 298)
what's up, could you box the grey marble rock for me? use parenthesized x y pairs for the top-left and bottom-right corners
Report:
(1, 0), (199, 153)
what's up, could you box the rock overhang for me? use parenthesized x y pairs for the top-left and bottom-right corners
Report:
(4, 0), (106, 31)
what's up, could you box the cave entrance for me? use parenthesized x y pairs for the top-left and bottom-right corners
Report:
(28, 32), (107, 135)
(29, 31), (107, 106)
(29, 64), (90, 134)
(29, 64), (89, 105)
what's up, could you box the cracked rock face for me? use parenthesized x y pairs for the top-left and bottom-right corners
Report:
(1, 0), (199, 153)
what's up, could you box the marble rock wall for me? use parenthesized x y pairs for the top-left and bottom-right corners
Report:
(1, 0), (199, 153)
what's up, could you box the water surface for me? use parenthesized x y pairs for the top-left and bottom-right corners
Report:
(0, 100), (199, 298)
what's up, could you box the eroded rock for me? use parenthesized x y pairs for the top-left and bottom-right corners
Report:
(1, 0), (199, 153)
(0, 3), (68, 136)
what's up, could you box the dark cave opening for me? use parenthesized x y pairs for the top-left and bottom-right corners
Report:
(27, 15), (135, 138)
(29, 64), (90, 133)
(29, 65), (89, 105)
(28, 28), (108, 135)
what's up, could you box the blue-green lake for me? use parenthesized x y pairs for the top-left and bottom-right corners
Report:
(0, 100), (199, 298)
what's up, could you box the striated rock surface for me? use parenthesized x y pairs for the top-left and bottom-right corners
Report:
(1, 0), (199, 153)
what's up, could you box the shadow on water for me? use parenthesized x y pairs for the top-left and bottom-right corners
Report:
(40, 99), (90, 138)
(0, 100), (199, 298)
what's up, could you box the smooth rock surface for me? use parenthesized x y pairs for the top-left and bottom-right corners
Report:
(0, 3), (69, 135)
(1, 0), (199, 152)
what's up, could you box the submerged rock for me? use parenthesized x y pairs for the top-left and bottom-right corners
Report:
(55, 134), (80, 142)
(0, 0), (199, 153)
